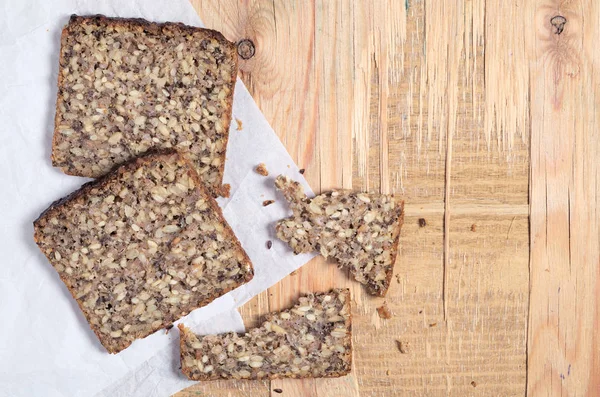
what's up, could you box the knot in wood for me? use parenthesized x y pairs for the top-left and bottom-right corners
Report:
(237, 39), (256, 59)
(550, 15), (567, 35)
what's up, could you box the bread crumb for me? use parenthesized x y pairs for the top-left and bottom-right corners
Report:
(396, 340), (409, 354)
(262, 200), (275, 207)
(235, 118), (243, 130)
(429, 322), (437, 327)
(471, 381), (477, 387)
(418, 218), (427, 227)
(386, 369), (390, 376)
(377, 302), (393, 319)
(165, 324), (174, 334)
(219, 183), (231, 198)
(471, 224), (477, 232)
(299, 168), (305, 174)
(255, 163), (269, 176)
(290, 270), (298, 276)
(273, 389), (283, 394)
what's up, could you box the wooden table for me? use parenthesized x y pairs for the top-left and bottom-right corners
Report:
(178, 1), (600, 396)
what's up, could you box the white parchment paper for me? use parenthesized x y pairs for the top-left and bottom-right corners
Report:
(0, 1), (314, 396)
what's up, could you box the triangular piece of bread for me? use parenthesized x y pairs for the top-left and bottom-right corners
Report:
(33, 151), (253, 353)
(52, 15), (238, 196)
(275, 176), (404, 296)
(179, 289), (352, 380)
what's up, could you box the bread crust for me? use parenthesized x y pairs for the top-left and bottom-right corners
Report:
(52, 15), (238, 196)
(377, 199), (404, 296)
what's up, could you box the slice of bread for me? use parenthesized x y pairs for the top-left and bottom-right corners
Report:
(275, 176), (404, 296)
(179, 289), (352, 380)
(52, 15), (238, 195)
(33, 151), (253, 353)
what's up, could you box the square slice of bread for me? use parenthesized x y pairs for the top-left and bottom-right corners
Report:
(179, 289), (352, 380)
(52, 15), (238, 195)
(33, 151), (253, 353)
(275, 176), (404, 296)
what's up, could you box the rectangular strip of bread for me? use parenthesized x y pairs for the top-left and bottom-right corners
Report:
(33, 151), (253, 353)
(52, 15), (238, 195)
(179, 289), (352, 380)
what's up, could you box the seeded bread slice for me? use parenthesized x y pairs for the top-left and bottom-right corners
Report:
(179, 289), (352, 380)
(33, 151), (253, 353)
(275, 176), (404, 296)
(52, 15), (238, 195)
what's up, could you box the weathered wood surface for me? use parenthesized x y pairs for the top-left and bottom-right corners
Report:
(527, 1), (600, 396)
(176, 1), (599, 396)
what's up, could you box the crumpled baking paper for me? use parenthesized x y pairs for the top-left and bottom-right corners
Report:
(0, 1), (314, 396)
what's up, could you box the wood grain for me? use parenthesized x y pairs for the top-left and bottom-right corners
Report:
(527, 1), (600, 395)
(175, 0), (596, 396)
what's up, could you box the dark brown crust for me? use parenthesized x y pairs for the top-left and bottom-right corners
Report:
(34, 150), (253, 353)
(50, 22), (69, 174)
(51, 14), (238, 197)
(178, 289), (352, 381)
(178, 324), (190, 378)
(217, 183), (231, 198)
(372, 199), (404, 297)
(178, 325), (189, 378)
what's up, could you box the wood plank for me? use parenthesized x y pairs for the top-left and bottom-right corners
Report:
(527, 1), (600, 395)
(180, 1), (533, 396)
(451, 0), (529, 206)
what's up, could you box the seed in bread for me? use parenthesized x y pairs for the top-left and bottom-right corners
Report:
(274, 175), (404, 296)
(179, 289), (352, 380)
(33, 151), (253, 353)
(52, 15), (238, 195)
